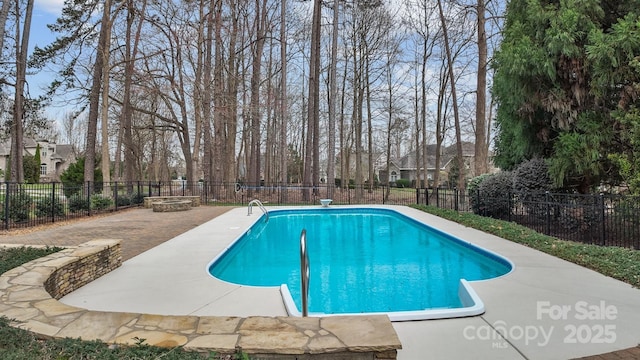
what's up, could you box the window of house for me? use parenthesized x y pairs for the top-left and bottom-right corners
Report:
(390, 171), (398, 182)
(42, 149), (47, 157)
(40, 164), (47, 176)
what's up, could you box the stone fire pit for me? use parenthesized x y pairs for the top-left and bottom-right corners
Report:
(152, 199), (192, 212)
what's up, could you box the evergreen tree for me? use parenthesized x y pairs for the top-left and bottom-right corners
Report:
(33, 144), (41, 183)
(23, 154), (39, 183)
(60, 157), (103, 197)
(492, 0), (640, 193)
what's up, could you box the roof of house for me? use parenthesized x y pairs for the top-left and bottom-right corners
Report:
(394, 142), (476, 171)
(51, 144), (74, 160)
(0, 139), (74, 159)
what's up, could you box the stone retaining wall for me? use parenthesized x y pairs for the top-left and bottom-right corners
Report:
(143, 196), (201, 208)
(44, 242), (122, 299)
(0, 240), (401, 359)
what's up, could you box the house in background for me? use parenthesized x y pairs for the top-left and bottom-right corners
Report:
(380, 142), (495, 187)
(335, 150), (387, 185)
(0, 138), (75, 182)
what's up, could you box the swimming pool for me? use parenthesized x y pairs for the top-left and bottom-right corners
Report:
(208, 207), (512, 321)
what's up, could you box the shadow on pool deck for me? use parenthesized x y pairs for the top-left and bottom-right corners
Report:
(1, 205), (639, 360)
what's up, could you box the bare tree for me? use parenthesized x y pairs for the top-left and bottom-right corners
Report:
(280, 0), (288, 192)
(327, 0), (340, 197)
(303, 0), (322, 199)
(246, 0), (269, 187)
(437, 0), (465, 190)
(10, 0), (35, 182)
(474, 0), (488, 175)
(100, 0), (115, 194)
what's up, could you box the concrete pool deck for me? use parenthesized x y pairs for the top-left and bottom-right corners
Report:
(3, 205), (640, 359)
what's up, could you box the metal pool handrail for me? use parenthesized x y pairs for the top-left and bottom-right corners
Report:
(247, 199), (269, 221)
(300, 229), (310, 317)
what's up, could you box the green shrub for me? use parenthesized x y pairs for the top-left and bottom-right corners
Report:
(613, 197), (640, 225)
(476, 171), (514, 219)
(68, 194), (89, 213)
(512, 158), (553, 219)
(90, 195), (112, 210)
(115, 194), (131, 206)
(1, 191), (33, 222)
(60, 157), (103, 198)
(395, 179), (411, 188)
(130, 192), (145, 205)
(468, 174), (491, 214)
(35, 196), (66, 218)
(0, 246), (62, 275)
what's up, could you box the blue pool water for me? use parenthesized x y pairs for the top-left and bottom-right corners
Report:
(208, 207), (512, 317)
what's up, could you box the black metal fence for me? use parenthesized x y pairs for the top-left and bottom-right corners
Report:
(415, 189), (639, 250)
(2, 181), (638, 250)
(0, 181), (418, 230)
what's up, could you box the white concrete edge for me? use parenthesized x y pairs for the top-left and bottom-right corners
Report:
(280, 279), (486, 322)
(280, 284), (302, 317)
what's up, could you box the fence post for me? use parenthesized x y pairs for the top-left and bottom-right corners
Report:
(114, 182), (119, 211)
(545, 191), (550, 235)
(51, 182), (56, 223)
(86, 181), (92, 216)
(454, 188), (459, 212)
(507, 190), (511, 222)
(599, 194), (606, 246)
(3, 182), (9, 230)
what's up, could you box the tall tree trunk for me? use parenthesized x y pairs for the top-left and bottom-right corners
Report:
(475, 0), (488, 176)
(280, 0), (288, 192)
(11, 0), (34, 183)
(101, 0), (113, 194)
(304, 0), (322, 199)
(354, 43), (364, 201)
(225, 0), (240, 187)
(264, 46), (275, 183)
(202, 0), (222, 191)
(420, 40), (428, 188)
(84, 0), (110, 184)
(248, 0), (268, 187)
(365, 49), (374, 192)
(437, 0), (465, 191)
(339, 56), (348, 188)
(120, 0), (135, 183)
(413, 62), (420, 189)
(433, 56), (448, 191)
(327, 0), (339, 197)
(121, 0), (147, 183)
(192, 0), (206, 183)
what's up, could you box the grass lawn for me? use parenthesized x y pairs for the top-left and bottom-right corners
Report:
(411, 205), (640, 288)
